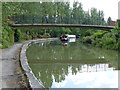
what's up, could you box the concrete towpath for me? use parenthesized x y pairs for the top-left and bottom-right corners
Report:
(0, 42), (28, 89)
(0, 38), (58, 89)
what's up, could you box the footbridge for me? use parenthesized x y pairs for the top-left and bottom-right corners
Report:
(9, 24), (115, 31)
(8, 16), (115, 31)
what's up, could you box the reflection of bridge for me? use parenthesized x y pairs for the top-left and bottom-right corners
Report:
(80, 64), (115, 72)
(9, 24), (114, 31)
(28, 58), (107, 64)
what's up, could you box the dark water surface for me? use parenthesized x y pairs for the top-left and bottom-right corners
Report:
(26, 40), (119, 88)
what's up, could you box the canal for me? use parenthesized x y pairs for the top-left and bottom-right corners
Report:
(26, 39), (119, 88)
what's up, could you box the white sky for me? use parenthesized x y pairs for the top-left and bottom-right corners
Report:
(70, 0), (120, 21)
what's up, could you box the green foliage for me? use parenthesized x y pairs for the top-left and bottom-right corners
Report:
(118, 21), (120, 28)
(82, 36), (93, 44)
(84, 30), (92, 36)
(2, 25), (14, 48)
(93, 32), (104, 38)
(2, 2), (107, 25)
(107, 17), (112, 25)
(81, 28), (119, 50)
(43, 33), (51, 38)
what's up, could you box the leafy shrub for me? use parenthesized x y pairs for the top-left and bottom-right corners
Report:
(82, 36), (93, 44)
(43, 33), (51, 38)
(93, 31), (107, 38)
(81, 28), (119, 50)
(102, 37), (115, 45)
(84, 30), (92, 36)
(2, 25), (14, 48)
(117, 21), (120, 28)
(100, 32), (117, 49)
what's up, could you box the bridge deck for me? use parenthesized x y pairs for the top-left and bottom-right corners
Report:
(9, 24), (115, 30)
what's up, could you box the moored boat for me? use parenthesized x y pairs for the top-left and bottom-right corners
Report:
(60, 34), (76, 41)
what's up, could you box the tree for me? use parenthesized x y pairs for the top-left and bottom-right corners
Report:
(107, 17), (112, 25)
(72, 2), (84, 24)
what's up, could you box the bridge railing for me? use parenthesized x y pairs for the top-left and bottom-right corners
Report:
(11, 15), (107, 26)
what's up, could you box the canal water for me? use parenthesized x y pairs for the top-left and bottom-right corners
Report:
(26, 39), (119, 88)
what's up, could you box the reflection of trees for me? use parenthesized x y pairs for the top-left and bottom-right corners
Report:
(30, 63), (112, 88)
(27, 40), (119, 88)
(29, 63), (82, 88)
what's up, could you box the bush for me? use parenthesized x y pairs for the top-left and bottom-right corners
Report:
(43, 33), (51, 38)
(100, 32), (117, 49)
(81, 29), (119, 50)
(93, 31), (107, 38)
(117, 21), (120, 28)
(102, 37), (115, 45)
(2, 25), (14, 48)
(82, 36), (93, 44)
(84, 30), (92, 36)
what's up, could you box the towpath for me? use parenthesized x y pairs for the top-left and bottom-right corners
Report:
(0, 38), (58, 89)
(0, 42), (28, 89)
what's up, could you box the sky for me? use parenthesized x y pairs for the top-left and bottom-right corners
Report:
(70, 0), (120, 21)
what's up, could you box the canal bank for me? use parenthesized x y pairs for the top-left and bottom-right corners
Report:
(0, 38), (58, 89)
(20, 38), (57, 88)
(20, 38), (58, 88)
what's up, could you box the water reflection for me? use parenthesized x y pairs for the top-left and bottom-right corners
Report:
(29, 63), (118, 88)
(68, 37), (76, 42)
(61, 38), (76, 46)
(61, 42), (68, 46)
(27, 40), (119, 88)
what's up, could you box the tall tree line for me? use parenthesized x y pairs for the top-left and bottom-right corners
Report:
(2, 2), (107, 25)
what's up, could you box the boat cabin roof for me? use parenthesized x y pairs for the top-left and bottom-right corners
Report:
(66, 34), (76, 38)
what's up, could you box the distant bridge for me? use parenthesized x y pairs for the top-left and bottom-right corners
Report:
(9, 24), (115, 31)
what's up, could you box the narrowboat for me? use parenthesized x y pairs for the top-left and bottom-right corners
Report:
(60, 34), (76, 41)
